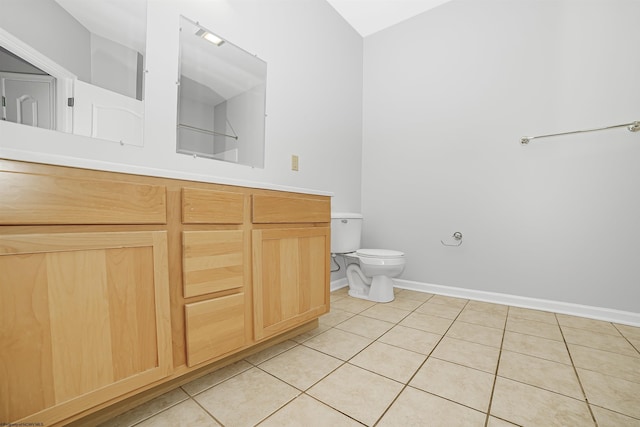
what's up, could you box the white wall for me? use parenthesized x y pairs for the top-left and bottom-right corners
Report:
(177, 90), (216, 157)
(0, 0), (363, 212)
(0, 0), (91, 81)
(226, 85), (266, 167)
(90, 33), (140, 99)
(214, 101), (229, 154)
(362, 0), (640, 312)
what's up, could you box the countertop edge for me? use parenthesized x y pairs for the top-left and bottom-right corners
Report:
(0, 150), (334, 197)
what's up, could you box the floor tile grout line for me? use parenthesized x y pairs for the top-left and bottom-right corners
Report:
(483, 304), (508, 427)
(302, 293), (639, 425)
(111, 290), (640, 427)
(565, 340), (640, 361)
(255, 353), (347, 395)
(509, 312), (640, 357)
(491, 371), (602, 402)
(497, 345), (573, 367)
(359, 295), (523, 424)
(372, 297), (472, 426)
(299, 393), (368, 426)
(381, 321), (451, 336)
(588, 403), (640, 422)
(611, 323), (640, 356)
(184, 361), (261, 398)
(243, 340), (301, 366)
(295, 346), (390, 425)
(125, 394), (191, 427)
(357, 307), (415, 324)
(189, 395), (227, 427)
(229, 343), (359, 425)
(423, 331), (502, 350)
(250, 390), (305, 427)
(118, 290), (638, 426)
(278, 292), (439, 426)
(558, 321), (623, 334)
(392, 387), (491, 420)
(555, 312), (599, 427)
(312, 292), (438, 360)
(502, 321), (566, 343)
(333, 317), (397, 338)
(325, 310), (467, 373)
(568, 363), (640, 385)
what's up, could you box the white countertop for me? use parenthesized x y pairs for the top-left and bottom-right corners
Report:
(0, 149), (334, 197)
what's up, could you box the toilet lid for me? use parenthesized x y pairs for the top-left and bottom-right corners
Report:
(356, 249), (405, 258)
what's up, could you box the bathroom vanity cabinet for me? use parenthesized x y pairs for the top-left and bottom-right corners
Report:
(180, 187), (252, 368)
(252, 195), (331, 340)
(0, 159), (330, 426)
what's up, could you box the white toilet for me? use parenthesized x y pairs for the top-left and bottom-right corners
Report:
(331, 213), (406, 303)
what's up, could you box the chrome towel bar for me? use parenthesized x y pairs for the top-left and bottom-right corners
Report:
(521, 120), (640, 145)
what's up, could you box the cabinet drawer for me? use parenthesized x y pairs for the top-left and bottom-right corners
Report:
(185, 293), (246, 367)
(252, 194), (330, 223)
(182, 187), (244, 224)
(0, 172), (166, 225)
(182, 231), (245, 298)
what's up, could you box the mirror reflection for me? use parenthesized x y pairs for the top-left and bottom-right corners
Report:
(177, 16), (267, 168)
(0, 0), (147, 145)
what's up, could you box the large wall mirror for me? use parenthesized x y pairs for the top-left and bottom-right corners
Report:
(0, 0), (147, 146)
(177, 16), (267, 168)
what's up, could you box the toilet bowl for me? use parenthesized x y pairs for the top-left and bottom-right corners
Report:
(344, 249), (405, 303)
(331, 212), (407, 303)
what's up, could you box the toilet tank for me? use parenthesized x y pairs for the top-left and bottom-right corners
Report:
(330, 212), (363, 253)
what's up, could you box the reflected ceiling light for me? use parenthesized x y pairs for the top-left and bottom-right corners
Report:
(195, 29), (225, 46)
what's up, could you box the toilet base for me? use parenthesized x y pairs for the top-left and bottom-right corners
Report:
(348, 274), (395, 303)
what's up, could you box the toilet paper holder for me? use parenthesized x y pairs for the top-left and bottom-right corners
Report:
(441, 232), (463, 247)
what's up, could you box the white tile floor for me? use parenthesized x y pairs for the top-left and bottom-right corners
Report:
(99, 287), (640, 427)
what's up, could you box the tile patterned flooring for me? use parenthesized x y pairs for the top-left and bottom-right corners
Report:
(100, 288), (640, 427)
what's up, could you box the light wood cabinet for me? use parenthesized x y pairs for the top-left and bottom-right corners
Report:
(0, 171), (166, 225)
(0, 231), (172, 425)
(182, 230), (245, 298)
(0, 159), (329, 425)
(252, 227), (330, 340)
(185, 293), (246, 366)
(251, 193), (331, 340)
(180, 189), (250, 368)
(182, 230), (248, 367)
(182, 187), (244, 224)
(252, 194), (330, 223)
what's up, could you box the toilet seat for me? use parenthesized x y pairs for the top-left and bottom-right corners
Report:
(352, 249), (405, 266)
(356, 249), (404, 258)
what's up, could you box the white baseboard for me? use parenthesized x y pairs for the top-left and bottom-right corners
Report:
(393, 279), (640, 327)
(331, 277), (640, 326)
(330, 278), (348, 292)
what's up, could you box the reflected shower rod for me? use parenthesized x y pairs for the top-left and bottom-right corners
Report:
(178, 123), (238, 140)
(520, 120), (640, 145)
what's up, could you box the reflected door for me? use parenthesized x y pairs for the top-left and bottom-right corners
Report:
(1, 72), (55, 129)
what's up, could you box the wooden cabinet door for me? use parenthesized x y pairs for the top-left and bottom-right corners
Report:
(185, 293), (246, 367)
(252, 227), (330, 340)
(0, 231), (172, 425)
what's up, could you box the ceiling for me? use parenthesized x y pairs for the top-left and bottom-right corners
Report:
(326, 0), (452, 37)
